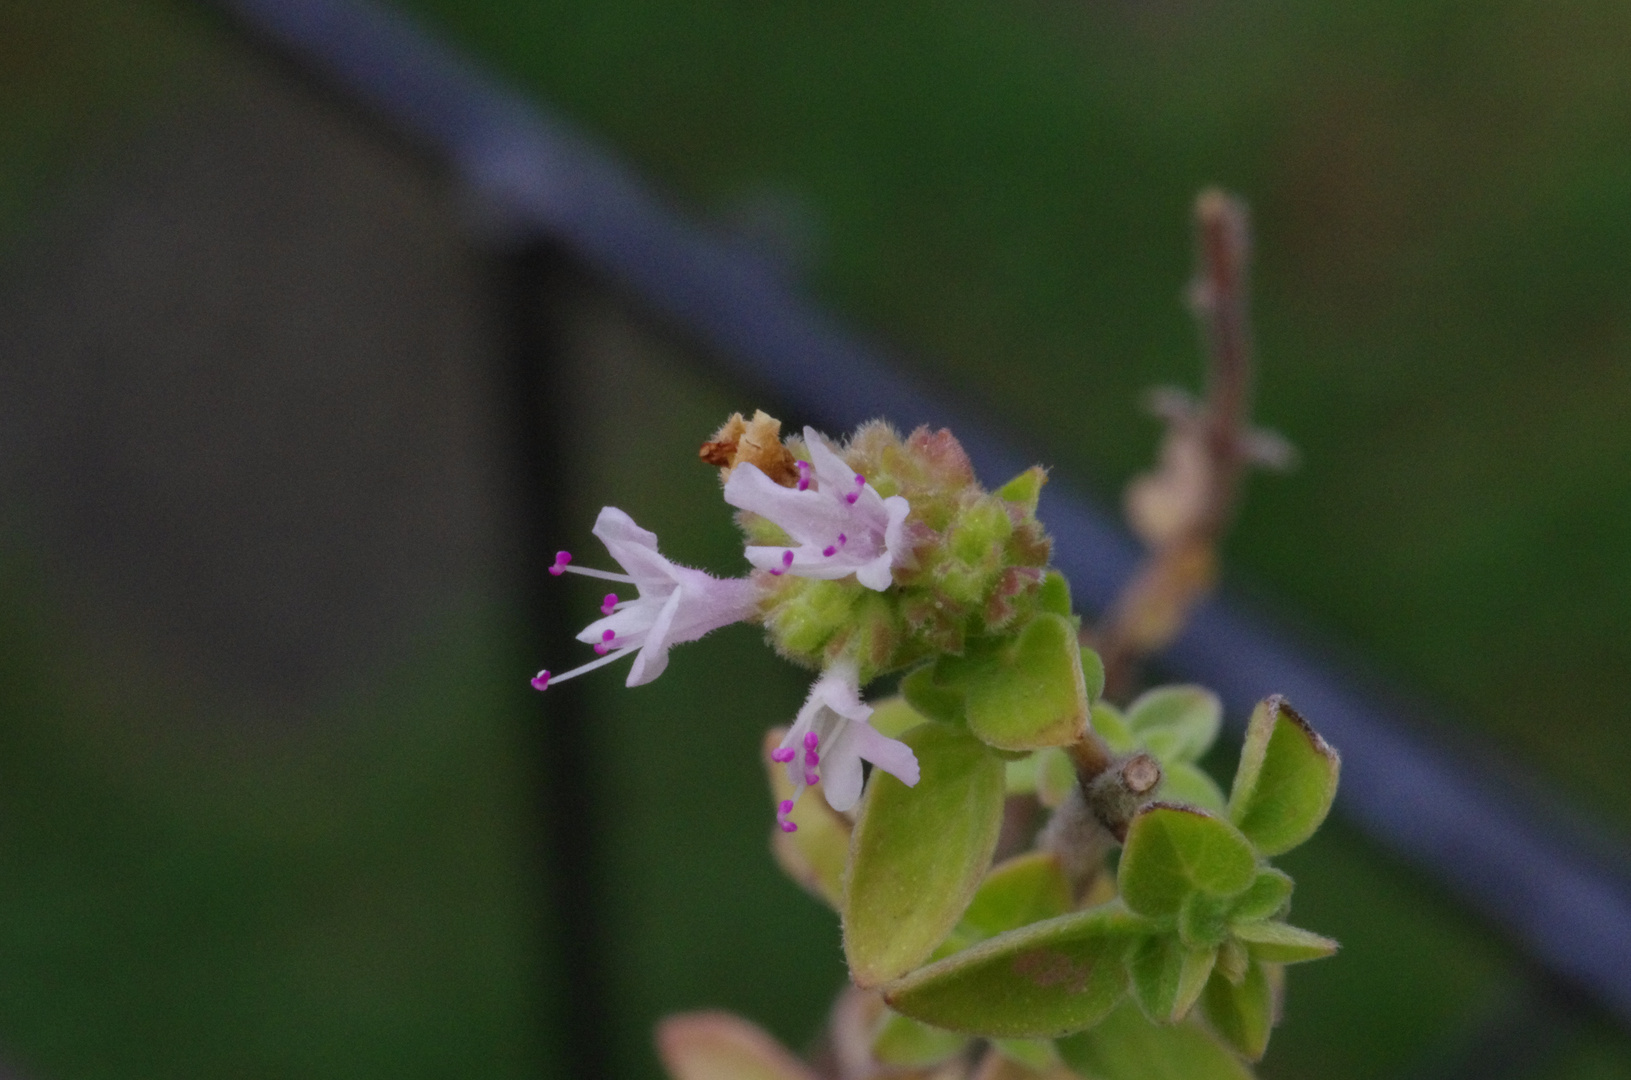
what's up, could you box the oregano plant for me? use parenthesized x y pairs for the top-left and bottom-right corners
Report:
(534, 191), (1339, 1080)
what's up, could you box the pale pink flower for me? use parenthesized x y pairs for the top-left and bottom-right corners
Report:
(531, 507), (758, 691)
(723, 426), (910, 592)
(771, 659), (920, 829)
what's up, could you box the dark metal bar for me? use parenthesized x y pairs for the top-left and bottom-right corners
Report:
(500, 238), (609, 1077)
(214, 0), (1631, 1031)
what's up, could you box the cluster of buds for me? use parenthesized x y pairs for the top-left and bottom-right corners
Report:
(535, 412), (1053, 824)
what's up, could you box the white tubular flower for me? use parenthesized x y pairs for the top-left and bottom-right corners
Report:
(770, 659), (920, 829)
(531, 507), (758, 691)
(723, 426), (911, 592)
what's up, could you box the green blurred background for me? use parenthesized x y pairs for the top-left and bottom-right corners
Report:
(3, 0), (1631, 1077)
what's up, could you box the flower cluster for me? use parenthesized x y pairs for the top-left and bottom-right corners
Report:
(533, 412), (1053, 827)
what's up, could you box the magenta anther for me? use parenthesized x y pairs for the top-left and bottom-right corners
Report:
(804, 771), (820, 786)
(822, 545), (837, 557)
(803, 732), (819, 749)
(594, 629), (617, 655)
(779, 800), (795, 814)
(530, 670), (551, 691)
(779, 821), (798, 833)
(804, 748), (820, 767)
(770, 747), (795, 763)
(838, 533), (847, 546)
(549, 551), (572, 576)
(796, 460), (812, 491)
(600, 593), (618, 615)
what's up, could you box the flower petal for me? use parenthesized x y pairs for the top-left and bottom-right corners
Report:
(626, 588), (683, 686)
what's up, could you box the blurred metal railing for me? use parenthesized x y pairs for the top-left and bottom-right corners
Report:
(212, 0), (1631, 1071)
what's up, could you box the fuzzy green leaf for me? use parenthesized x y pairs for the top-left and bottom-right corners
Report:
(1126, 686), (1222, 764)
(1200, 961), (1275, 1061)
(1035, 747), (1078, 808)
(1160, 762), (1227, 815)
(871, 1010), (971, 1068)
(884, 904), (1149, 1038)
(962, 851), (1074, 941)
(994, 1038), (1061, 1072)
(1128, 935), (1217, 1023)
(1231, 921), (1339, 964)
(844, 722), (1006, 986)
(1081, 647), (1106, 704)
(1227, 697), (1340, 856)
(868, 694), (931, 738)
(1091, 702), (1138, 754)
(964, 613), (1090, 750)
(1055, 1002), (1256, 1080)
(898, 666), (966, 726)
(1178, 891), (1234, 950)
(1118, 805), (1258, 919)
(997, 466), (1047, 510)
(1228, 869), (1293, 923)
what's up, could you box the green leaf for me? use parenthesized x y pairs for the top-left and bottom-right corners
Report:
(1039, 569), (1073, 617)
(1055, 1002), (1256, 1080)
(964, 613), (1091, 750)
(962, 852), (1074, 942)
(1231, 921), (1339, 964)
(844, 722), (1007, 986)
(764, 729), (851, 908)
(1091, 703), (1138, 754)
(868, 694), (931, 738)
(1126, 686), (1222, 764)
(1081, 647), (1106, 704)
(656, 1012), (822, 1080)
(1160, 762), (1226, 815)
(1118, 805), (1258, 919)
(1177, 892), (1233, 950)
(1228, 869), (1293, 923)
(1199, 961), (1275, 1061)
(1128, 935), (1217, 1023)
(884, 904), (1149, 1038)
(1227, 696), (1340, 856)
(898, 665), (966, 726)
(1035, 747), (1078, 809)
(871, 1009), (971, 1068)
(994, 1038), (1062, 1072)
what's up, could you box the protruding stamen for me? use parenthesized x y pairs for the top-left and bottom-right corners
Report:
(594, 629), (618, 655)
(531, 670), (551, 691)
(776, 797), (799, 833)
(601, 593), (619, 615)
(549, 551), (572, 576)
(796, 460), (812, 491)
(770, 748), (795, 763)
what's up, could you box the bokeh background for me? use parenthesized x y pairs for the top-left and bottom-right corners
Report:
(3, 0), (1631, 1077)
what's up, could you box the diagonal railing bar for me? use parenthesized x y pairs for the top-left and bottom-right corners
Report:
(215, 0), (1631, 1031)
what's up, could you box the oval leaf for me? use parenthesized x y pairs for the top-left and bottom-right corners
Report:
(844, 722), (1006, 986)
(1200, 961), (1274, 1061)
(871, 1009), (972, 1068)
(965, 613), (1090, 750)
(962, 851), (1074, 942)
(1227, 697), (1340, 856)
(1090, 702), (1138, 754)
(1228, 869), (1293, 923)
(1128, 935), (1217, 1023)
(1231, 920), (1338, 964)
(1118, 805), (1258, 918)
(1160, 762), (1227, 815)
(884, 904), (1150, 1038)
(1126, 686), (1223, 764)
(900, 666), (967, 726)
(1055, 1002), (1256, 1080)
(656, 1012), (822, 1080)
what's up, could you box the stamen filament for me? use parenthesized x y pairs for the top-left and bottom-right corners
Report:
(535, 646), (634, 689)
(560, 565), (639, 584)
